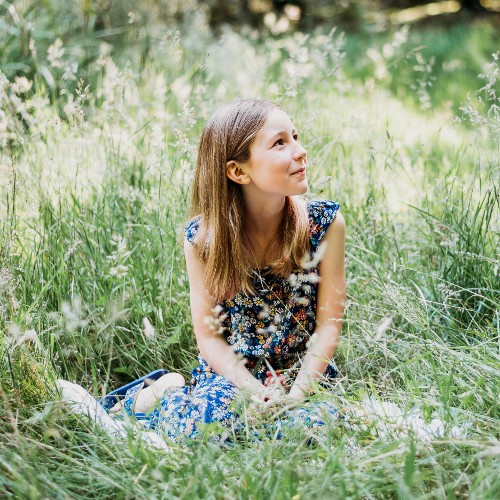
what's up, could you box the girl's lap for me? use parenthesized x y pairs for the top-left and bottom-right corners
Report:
(141, 370), (340, 442)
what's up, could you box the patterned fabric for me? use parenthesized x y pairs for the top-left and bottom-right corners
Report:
(123, 381), (144, 416)
(126, 199), (342, 442)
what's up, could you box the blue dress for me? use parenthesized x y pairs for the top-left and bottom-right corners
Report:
(124, 200), (341, 442)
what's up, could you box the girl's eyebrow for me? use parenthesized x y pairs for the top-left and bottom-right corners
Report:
(267, 129), (298, 142)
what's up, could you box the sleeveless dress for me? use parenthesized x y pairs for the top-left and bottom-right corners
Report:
(123, 200), (342, 442)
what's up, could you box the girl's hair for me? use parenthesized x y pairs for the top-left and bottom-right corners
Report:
(190, 98), (309, 304)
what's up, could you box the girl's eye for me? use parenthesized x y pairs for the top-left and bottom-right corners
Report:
(273, 138), (285, 147)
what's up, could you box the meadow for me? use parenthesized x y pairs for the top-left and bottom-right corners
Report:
(0, 4), (499, 498)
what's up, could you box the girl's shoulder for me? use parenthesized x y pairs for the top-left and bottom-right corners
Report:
(184, 216), (201, 244)
(306, 199), (341, 249)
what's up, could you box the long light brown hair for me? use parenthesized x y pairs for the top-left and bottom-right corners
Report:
(190, 99), (309, 304)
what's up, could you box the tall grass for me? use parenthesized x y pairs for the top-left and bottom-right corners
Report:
(0, 4), (499, 498)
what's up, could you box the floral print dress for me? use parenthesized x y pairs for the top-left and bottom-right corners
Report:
(124, 200), (342, 442)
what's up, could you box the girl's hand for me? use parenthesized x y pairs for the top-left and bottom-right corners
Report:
(263, 370), (287, 390)
(247, 384), (285, 416)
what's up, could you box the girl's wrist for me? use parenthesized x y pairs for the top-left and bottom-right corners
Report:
(241, 377), (264, 394)
(288, 383), (309, 401)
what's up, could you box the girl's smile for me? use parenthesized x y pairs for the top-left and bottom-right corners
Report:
(291, 167), (306, 176)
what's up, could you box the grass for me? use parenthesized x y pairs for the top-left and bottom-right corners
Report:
(0, 3), (499, 498)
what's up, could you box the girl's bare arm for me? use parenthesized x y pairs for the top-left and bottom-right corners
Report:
(288, 211), (346, 401)
(184, 239), (263, 394)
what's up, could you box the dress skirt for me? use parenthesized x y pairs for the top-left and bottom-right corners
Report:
(122, 363), (340, 443)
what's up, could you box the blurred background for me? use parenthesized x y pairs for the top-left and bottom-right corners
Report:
(1, 0), (498, 123)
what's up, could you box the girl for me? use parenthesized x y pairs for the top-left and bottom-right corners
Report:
(59, 98), (346, 443)
(137, 98), (345, 440)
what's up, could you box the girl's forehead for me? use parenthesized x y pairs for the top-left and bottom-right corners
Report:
(260, 109), (295, 134)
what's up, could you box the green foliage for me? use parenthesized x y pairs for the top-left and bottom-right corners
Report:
(0, 6), (499, 499)
(415, 177), (498, 331)
(0, 1), (109, 92)
(6, 347), (54, 407)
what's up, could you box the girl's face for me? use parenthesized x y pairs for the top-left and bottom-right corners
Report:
(240, 108), (308, 199)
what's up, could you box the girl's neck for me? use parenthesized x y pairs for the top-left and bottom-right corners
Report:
(243, 195), (286, 237)
(241, 195), (286, 269)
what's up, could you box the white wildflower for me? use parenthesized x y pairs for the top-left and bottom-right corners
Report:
(304, 272), (320, 284)
(0, 110), (7, 133)
(0, 71), (10, 92)
(480, 445), (500, 457)
(153, 74), (167, 102)
(171, 30), (181, 48)
(215, 80), (227, 100)
(107, 234), (131, 278)
(142, 317), (155, 339)
(171, 76), (191, 103)
(109, 264), (129, 278)
(259, 304), (270, 319)
(128, 11), (141, 24)
(181, 100), (196, 128)
(117, 185), (145, 204)
(62, 61), (78, 81)
(47, 38), (65, 69)
(203, 305), (227, 335)
(61, 296), (86, 331)
(375, 316), (393, 340)
(64, 239), (82, 260)
(95, 53), (109, 70)
(392, 25), (409, 49)
(7, 323), (21, 345)
(11, 76), (32, 94)
(15, 329), (40, 348)
(295, 297), (310, 306)
(63, 94), (78, 117)
(301, 241), (328, 270)
(382, 43), (394, 59)
(0, 268), (19, 315)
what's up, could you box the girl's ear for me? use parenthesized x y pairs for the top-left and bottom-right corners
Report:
(226, 160), (251, 185)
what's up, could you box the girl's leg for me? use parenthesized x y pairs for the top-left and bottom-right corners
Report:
(57, 379), (126, 436)
(56, 380), (170, 449)
(109, 372), (185, 415)
(155, 373), (239, 442)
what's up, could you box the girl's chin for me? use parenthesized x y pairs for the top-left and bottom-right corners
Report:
(293, 182), (309, 195)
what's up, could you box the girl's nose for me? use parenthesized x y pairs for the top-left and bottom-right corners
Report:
(293, 143), (307, 161)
